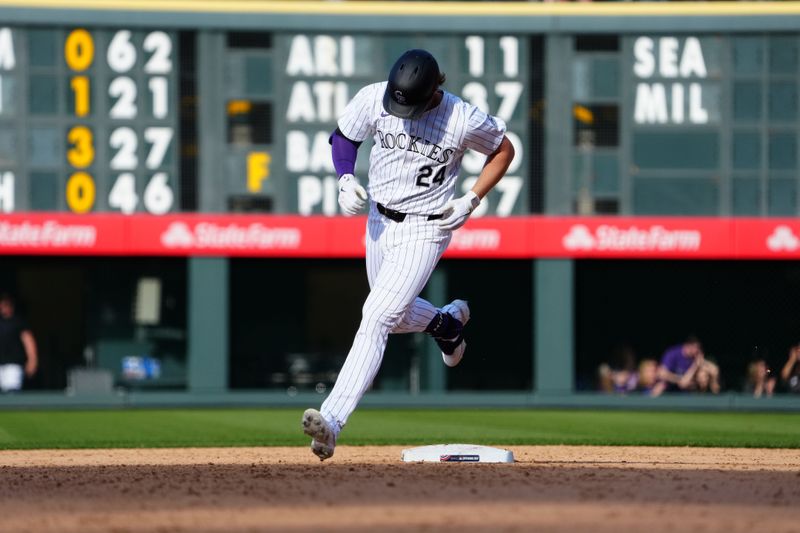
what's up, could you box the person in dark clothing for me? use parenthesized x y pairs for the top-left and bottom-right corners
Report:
(780, 343), (800, 393)
(0, 293), (37, 392)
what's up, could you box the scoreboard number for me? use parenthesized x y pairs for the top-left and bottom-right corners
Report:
(64, 29), (94, 71)
(109, 126), (138, 170)
(66, 171), (96, 214)
(109, 76), (137, 119)
(109, 172), (173, 214)
(143, 31), (172, 73)
(143, 127), (173, 169)
(143, 172), (173, 214)
(70, 76), (90, 117)
(107, 30), (136, 73)
(67, 125), (94, 169)
(108, 172), (137, 214)
(148, 77), (168, 118)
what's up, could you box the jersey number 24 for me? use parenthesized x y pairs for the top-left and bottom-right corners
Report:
(416, 165), (446, 188)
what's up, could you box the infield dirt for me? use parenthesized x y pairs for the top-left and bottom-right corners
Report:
(1, 445), (799, 532)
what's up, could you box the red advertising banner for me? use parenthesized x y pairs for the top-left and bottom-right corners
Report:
(1, 213), (800, 260)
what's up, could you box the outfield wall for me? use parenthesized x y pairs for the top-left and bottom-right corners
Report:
(1, 1), (800, 408)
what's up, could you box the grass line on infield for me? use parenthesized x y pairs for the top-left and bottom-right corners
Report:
(0, 408), (798, 450)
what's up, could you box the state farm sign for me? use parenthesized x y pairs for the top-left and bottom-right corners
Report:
(4, 213), (800, 260)
(562, 224), (702, 252)
(0, 220), (96, 248)
(160, 221), (302, 250)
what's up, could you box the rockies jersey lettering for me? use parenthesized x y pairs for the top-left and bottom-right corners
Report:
(337, 81), (506, 215)
(375, 130), (456, 165)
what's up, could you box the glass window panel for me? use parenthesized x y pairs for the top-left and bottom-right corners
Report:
(244, 55), (272, 96)
(0, 128), (16, 165)
(733, 81), (761, 121)
(227, 32), (272, 49)
(384, 37), (413, 72)
(768, 178), (796, 216)
(571, 153), (618, 195)
(29, 171), (59, 210)
(351, 37), (377, 77)
(593, 153), (619, 195)
(633, 177), (718, 215)
(227, 100), (272, 145)
(29, 75), (59, 115)
(732, 178), (761, 216)
(403, 38), (448, 74)
(768, 82), (797, 122)
(28, 126), (61, 166)
(28, 29), (58, 67)
(573, 104), (618, 147)
(224, 54), (245, 95)
(695, 37), (723, 79)
(575, 35), (619, 52)
(572, 58), (590, 101)
(769, 132), (796, 170)
(633, 132), (718, 169)
(591, 57), (618, 100)
(0, 75), (16, 117)
(733, 131), (760, 170)
(769, 36), (797, 75)
(572, 153), (590, 194)
(733, 37), (763, 75)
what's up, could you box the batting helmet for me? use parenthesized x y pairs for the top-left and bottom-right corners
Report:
(383, 49), (441, 120)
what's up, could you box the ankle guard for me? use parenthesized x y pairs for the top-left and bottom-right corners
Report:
(425, 311), (463, 339)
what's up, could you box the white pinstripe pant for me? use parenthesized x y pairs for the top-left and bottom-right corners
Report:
(320, 203), (451, 435)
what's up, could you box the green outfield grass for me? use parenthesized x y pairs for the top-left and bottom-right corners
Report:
(0, 408), (798, 450)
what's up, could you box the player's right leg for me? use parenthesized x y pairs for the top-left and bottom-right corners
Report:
(318, 222), (447, 443)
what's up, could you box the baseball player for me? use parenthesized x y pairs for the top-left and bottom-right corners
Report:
(302, 49), (515, 460)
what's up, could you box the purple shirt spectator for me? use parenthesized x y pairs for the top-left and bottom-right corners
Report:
(660, 344), (695, 376)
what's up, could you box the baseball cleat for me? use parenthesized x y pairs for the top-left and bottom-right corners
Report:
(436, 299), (470, 368)
(302, 408), (336, 461)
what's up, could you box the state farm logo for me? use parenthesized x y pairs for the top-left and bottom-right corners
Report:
(161, 222), (195, 247)
(562, 224), (701, 252)
(0, 220), (96, 248)
(160, 221), (301, 250)
(766, 225), (800, 252)
(562, 225), (595, 250)
(450, 229), (501, 251)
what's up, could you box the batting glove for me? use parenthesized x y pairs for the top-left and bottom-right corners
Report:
(338, 174), (368, 216)
(436, 191), (481, 231)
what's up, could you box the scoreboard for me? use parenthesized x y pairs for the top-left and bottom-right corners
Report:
(208, 31), (531, 216)
(0, 2), (799, 223)
(0, 26), (531, 217)
(0, 26), (178, 214)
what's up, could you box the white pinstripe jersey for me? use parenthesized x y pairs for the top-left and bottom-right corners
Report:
(337, 81), (506, 214)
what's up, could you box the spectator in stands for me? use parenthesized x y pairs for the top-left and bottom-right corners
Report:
(780, 343), (800, 393)
(682, 357), (721, 394)
(746, 358), (776, 398)
(0, 293), (38, 392)
(636, 358), (665, 396)
(597, 344), (638, 394)
(657, 336), (704, 392)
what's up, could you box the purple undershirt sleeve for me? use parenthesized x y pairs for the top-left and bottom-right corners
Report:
(330, 129), (360, 178)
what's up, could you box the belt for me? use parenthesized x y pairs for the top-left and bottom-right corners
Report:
(376, 203), (443, 222)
